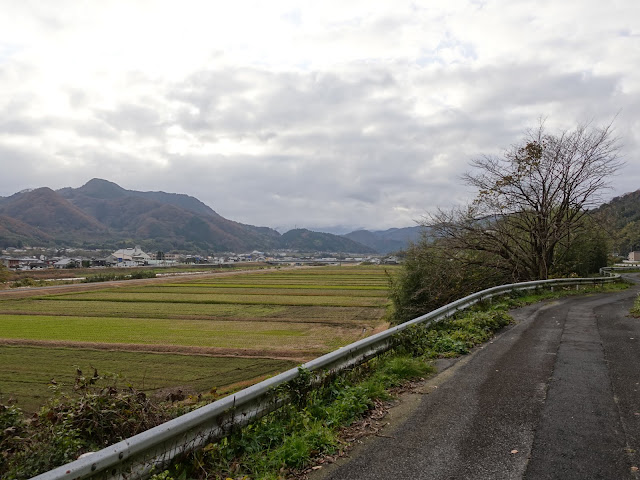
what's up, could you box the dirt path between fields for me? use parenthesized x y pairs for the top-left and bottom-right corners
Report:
(0, 337), (315, 363)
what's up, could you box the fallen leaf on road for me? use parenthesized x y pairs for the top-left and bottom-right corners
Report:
(510, 450), (519, 454)
(631, 466), (638, 472)
(312, 466), (322, 470)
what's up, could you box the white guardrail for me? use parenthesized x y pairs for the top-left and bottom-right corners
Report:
(34, 269), (622, 480)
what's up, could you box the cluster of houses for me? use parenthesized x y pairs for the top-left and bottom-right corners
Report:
(1, 245), (400, 271)
(0, 246), (161, 270)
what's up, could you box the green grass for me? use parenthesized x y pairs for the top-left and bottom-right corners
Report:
(161, 283), (388, 290)
(108, 286), (388, 296)
(41, 291), (388, 307)
(0, 299), (289, 319)
(630, 293), (640, 317)
(0, 345), (295, 413)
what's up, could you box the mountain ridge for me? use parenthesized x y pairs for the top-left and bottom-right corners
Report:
(4, 179), (635, 254)
(0, 179), (375, 253)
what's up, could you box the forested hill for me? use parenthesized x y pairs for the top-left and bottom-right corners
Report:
(280, 229), (376, 254)
(595, 189), (640, 228)
(0, 179), (374, 253)
(344, 226), (426, 254)
(594, 189), (640, 253)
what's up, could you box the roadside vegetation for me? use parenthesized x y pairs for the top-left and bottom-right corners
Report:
(630, 294), (640, 317)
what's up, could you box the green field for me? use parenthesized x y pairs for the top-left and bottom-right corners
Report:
(0, 265), (395, 411)
(41, 291), (385, 307)
(0, 315), (362, 351)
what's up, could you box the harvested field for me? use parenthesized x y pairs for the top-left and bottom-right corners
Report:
(0, 345), (294, 412)
(0, 265), (396, 411)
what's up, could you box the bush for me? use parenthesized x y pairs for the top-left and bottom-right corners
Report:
(394, 309), (513, 358)
(388, 239), (509, 325)
(84, 270), (156, 283)
(0, 371), (174, 479)
(10, 277), (42, 288)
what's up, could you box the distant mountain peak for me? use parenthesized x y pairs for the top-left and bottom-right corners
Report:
(76, 178), (128, 198)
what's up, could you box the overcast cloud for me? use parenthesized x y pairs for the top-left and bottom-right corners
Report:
(0, 1), (638, 233)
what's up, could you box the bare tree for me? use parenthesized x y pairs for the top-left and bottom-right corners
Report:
(428, 120), (622, 280)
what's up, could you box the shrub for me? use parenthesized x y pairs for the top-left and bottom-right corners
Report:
(0, 371), (174, 479)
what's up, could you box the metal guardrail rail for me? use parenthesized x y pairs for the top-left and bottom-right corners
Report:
(34, 270), (621, 480)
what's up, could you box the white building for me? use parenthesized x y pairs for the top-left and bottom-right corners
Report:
(106, 246), (151, 266)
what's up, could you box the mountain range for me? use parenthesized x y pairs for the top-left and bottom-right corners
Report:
(0, 179), (422, 254)
(3, 178), (635, 255)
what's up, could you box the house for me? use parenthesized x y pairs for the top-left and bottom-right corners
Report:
(628, 251), (640, 262)
(1, 257), (48, 269)
(163, 253), (183, 263)
(54, 258), (79, 269)
(1, 257), (21, 268)
(106, 246), (151, 266)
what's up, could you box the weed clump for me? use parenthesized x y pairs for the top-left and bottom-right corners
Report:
(164, 354), (434, 480)
(630, 293), (640, 317)
(395, 309), (513, 358)
(84, 270), (157, 283)
(0, 370), (176, 479)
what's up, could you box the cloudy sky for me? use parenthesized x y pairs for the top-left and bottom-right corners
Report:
(0, 1), (638, 233)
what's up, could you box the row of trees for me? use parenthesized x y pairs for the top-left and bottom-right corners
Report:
(391, 120), (622, 323)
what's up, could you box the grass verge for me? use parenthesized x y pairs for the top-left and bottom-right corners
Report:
(630, 293), (640, 317)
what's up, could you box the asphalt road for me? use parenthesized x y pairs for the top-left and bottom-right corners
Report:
(314, 278), (640, 480)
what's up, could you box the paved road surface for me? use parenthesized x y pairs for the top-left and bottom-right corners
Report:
(314, 278), (640, 480)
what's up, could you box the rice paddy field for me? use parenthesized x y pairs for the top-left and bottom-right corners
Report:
(0, 265), (395, 411)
